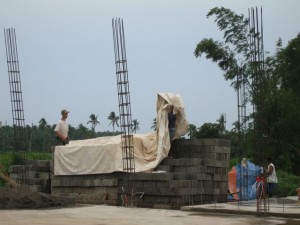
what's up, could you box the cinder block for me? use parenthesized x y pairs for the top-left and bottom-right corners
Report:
(155, 165), (172, 172)
(168, 180), (198, 188)
(36, 172), (50, 179)
(213, 174), (228, 182)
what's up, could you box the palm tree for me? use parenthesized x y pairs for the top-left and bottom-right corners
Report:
(217, 113), (226, 135)
(38, 118), (47, 152)
(108, 111), (119, 132)
(132, 119), (140, 133)
(87, 114), (100, 135)
(38, 118), (47, 129)
(151, 118), (157, 131)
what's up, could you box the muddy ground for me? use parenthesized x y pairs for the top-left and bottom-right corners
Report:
(0, 187), (75, 209)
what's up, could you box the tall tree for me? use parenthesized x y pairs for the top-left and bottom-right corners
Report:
(196, 123), (221, 139)
(194, 7), (250, 87)
(38, 118), (47, 129)
(194, 7), (269, 162)
(264, 34), (300, 173)
(108, 112), (119, 132)
(151, 118), (157, 131)
(217, 114), (226, 135)
(87, 114), (100, 135)
(188, 124), (197, 139)
(38, 118), (47, 152)
(132, 119), (140, 133)
(75, 123), (89, 139)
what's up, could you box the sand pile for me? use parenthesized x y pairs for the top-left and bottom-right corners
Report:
(0, 187), (75, 209)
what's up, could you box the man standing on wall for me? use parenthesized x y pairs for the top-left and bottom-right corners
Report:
(54, 109), (70, 145)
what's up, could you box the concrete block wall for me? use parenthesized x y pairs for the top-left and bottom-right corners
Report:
(8, 138), (230, 209)
(9, 160), (51, 193)
(133, 138), (230, 208)
(51, 174), (120, 205)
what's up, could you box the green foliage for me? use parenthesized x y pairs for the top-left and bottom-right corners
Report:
(188, 124), (197, 139)
(263, 33), (300, 174)
(207, 7), (249, 54)
(229, 157), (240, 169)
(277, 170), (300, 197)
(132, 119), (140, 133)
(196, 123), (221, 138)
(0, 152), (15, 172)
(27, 152), (52, 160)
(194, 38), (238, 81)
(196, 6), (300, 175)
(194, 7), (251, 86)
(0, 152), (52, 169)
(151, 118), (157, 131)
(87, 114), (100, 136)
(107, 112), (119, 132)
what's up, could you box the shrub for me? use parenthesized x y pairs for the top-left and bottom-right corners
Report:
(277, 170), (300, 197)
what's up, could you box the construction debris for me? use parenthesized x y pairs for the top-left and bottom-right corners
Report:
(0, 186), (75, 209)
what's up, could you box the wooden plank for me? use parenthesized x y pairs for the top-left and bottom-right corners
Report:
(0, 172), (19, 188)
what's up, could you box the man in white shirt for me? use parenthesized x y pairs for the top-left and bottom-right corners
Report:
(54, 109), (70, 145)
(265, 156), (278, 197)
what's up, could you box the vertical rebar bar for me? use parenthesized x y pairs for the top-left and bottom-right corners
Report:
(112, 18), (135, 206)
(4, 28), (28, 186)
(112, 18), (135, 174)
(248, 7), (268, 215)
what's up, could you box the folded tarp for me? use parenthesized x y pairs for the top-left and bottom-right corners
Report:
(54, 93), (188, 175)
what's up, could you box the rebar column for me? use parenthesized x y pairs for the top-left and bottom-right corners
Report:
(112, 18), (135, 174)
(4, 28), (28, 185)
(248, 7), (268, 215)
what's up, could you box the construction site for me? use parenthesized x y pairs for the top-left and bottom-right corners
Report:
(1, 6), (300, 225)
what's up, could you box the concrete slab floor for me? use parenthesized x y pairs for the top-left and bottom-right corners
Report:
(182, 203), (300, 218)
(0, 205), (300, 225)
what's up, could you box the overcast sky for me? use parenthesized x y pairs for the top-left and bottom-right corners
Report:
(0, 0), (299, 134)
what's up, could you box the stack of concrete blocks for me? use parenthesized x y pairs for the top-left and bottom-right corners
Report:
(130, 138), (230, 209)
(51, 173), (120, 205)
(9, 160), (51, 193)
(50, 138), (230, 209)
(8, 138), (230, 209)
(158, 139), (231, 208)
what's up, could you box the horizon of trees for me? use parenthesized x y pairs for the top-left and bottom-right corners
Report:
(0, 111), (143, 153)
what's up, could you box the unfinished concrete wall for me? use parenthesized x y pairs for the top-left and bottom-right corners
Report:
(9, 160), (51, 193)
(9, 138), (230, 209)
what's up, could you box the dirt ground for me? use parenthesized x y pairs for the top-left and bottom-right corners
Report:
(0, 187), (75, 209)
(1, 204), (300, 225)
(1, 187), (300, 225)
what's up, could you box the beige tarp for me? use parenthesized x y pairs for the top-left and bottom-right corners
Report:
(54, 93), (188, 175)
